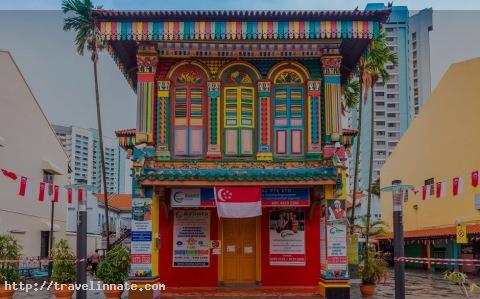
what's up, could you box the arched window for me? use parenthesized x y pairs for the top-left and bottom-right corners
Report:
(271, 68), (307, 156)
(170, 65), (208, 157)
(219, 64), (260, 157)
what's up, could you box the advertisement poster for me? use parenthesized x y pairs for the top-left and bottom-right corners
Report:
(170, 188), (216, 207)
(269, 210), (306, 266)
(130, 198), (153, 278)
(173, 210), (210, 267)
(327, 199), (347, 221)
(326, 222), (348, 279)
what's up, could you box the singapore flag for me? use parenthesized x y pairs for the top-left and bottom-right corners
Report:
(214, 187), (262, 218)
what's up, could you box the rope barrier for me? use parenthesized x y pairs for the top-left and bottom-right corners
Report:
(394, 256), (480, 266)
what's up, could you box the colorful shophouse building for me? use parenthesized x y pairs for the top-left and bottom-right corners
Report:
(99, 8), (390, 299)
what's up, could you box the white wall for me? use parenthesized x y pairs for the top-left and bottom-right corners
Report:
(0, 50), (69, 257)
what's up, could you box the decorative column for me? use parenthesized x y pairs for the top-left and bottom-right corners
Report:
(206, 81), (222, 159)
(321, 55), (343, 144)
(319, 168), (349, 299)
(256, 80), (273, 161)
(156, 80), (171, 160)
(136, 44), (158, 145)
(307, 80), (322, 159)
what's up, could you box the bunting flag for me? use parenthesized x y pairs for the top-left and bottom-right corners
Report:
(411, 187), (419, 195)
(436, 181), (446, 198)
(52, 185), (59, 203)
(77, 189), (84, 203)
(472, 170), (479, 187)
(67, 188), (73, 204)
(18, 176), (32, 198)
(422, 185), (431, 200)
(453, 177), (464, 196)
(38, 182), (47, 202)
(1, 168), (17, 181)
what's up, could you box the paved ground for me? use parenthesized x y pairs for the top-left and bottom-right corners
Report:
(12, 269), (480, 298)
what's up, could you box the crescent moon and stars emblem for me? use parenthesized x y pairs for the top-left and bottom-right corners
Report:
(216, 188), (233, 202)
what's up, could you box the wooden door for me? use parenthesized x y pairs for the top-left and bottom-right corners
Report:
(223, 218), (257, 284)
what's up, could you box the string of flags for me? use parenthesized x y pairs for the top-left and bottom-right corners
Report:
(1, 167), (85, 204)
(409, 170), (479, 200)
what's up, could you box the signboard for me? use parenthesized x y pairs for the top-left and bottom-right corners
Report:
(320, 217), (326, 274)
(262, 188), (310, 206)
(130, 198), (153, 278)
(170, 188), (215, 207)
(269, 210), (306, 266)
(457, 225), (468, 244)
(326, 199), (347, 221)
(326, 222), (348, 279)
(173, 210), (210, 267)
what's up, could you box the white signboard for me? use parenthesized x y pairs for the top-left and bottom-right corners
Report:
(173, 210), (210, 267)
(171, 189), (201, 207)
(326, 222), (348, 278)
(268, 210), (306, 266)
(130, 198), (153, 277)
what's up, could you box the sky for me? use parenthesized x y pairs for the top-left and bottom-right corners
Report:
(1, 2), (480, 139)
(2, 0), (480, 10)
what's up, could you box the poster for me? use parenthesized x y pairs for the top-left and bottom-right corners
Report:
(173, 210), (210, 267)
(170, 188), (216, 207)
(130, 198), (153, 278)
(326, 222), (348, 279)
(326, 199), (347, 221)
(269, 210), (306, 266)
(320, 217), (327, 275)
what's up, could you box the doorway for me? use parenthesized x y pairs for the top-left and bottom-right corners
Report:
(222, 217), (257, 284)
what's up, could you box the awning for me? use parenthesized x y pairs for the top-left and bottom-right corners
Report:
(39, 220), (61, 232)
(41, 159), (64, 175)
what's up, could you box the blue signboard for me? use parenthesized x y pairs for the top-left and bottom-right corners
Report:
(131, 231), (152, 242)
(261, 188), (310, 206)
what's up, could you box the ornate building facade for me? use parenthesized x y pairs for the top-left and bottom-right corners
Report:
(97, 8), (390, 299)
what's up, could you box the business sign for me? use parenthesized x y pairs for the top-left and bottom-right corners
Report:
(170, 188), (215, 207)
(269, 210), (306, 266)
(320, 217), (327, 275)
(262, 188), (310, 206)
(457, 225), (468, 244)
(130, 198), (153, 278)
(326, 222), (348, 279)
(173, 210), (210, 267)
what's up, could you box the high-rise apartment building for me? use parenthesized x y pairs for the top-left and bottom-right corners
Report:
(53, 125), (126, 194)
(348, 4), (410, 193)
(409, 8), (433, 119)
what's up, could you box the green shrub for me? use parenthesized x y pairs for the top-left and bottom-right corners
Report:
(50, 240), (76, 284)
(359, 250), (387, 285)
(0, 234), (21, 284)
(96, 245), (130, 284)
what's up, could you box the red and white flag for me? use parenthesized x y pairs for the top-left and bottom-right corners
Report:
(18, 176), (32, 198)
(67, 188), (73, 204)
(422, 185), (431, 200)
(38, 182), (49, 202)
(52, 185), (60, 203)
(214, 187), (262, 218)
(1, 168), (17, 181)
(436, 181), (446, 198)
(453, 176), (464, 196)
(411, 186), (419, 195)
(77, 189), (84, 203)
(472, 170), (479, 187)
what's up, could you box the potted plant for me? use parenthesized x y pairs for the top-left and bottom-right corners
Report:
(444, 270), (480, 298)
(0, 234), (21, 299)
(96, 245), (130, 299)
(50, 240), (76, 299)
(359, 250), (387, 297)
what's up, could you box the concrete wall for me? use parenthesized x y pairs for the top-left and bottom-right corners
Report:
(380, 58), (480, 231)
(0, 50), (69, 256)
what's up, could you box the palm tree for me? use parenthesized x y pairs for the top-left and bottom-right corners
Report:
(62, 0), (111, 251)
(354, 216), (388, 239)
(364, 30), (398, 265)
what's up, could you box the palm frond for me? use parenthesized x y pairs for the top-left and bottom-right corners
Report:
(342, 79), (360, 114)
(62, 0), (96, 57)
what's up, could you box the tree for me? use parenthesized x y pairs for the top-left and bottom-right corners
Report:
(62, 0), (111, 250)
(354, 217), (388, 239)
(363, 30), (398, 265)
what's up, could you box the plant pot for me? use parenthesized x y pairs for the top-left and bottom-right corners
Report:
(0, 284), (15, 299)
(103, 287), (124, 299)
(52, 284), (74, 299)
(360, 284), (376, 297)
